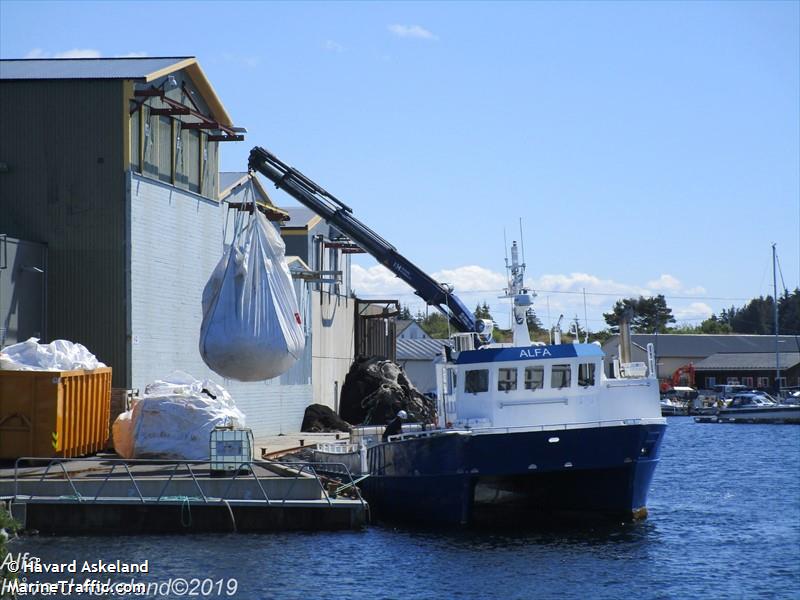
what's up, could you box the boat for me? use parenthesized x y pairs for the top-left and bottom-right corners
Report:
(328, 241), (666, 526)
(711, 392), (800, 423)
(247, 148), (666, 526)
(660, 396), (688, 416)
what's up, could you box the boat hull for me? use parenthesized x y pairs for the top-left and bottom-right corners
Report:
(716, 406), (800, 423)
(362, 423), (666, 526)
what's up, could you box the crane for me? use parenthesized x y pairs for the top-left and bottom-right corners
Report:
(248, 146), (478, 335)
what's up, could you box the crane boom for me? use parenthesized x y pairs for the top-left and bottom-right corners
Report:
(248, 146), (476, 333)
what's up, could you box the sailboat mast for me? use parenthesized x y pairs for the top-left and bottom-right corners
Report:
(773, 243), (780, 393)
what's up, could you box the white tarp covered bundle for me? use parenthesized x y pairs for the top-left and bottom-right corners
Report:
(0, 337), (106, 371)
(112, 371), (246, 460)
(199, 201), (305, 381)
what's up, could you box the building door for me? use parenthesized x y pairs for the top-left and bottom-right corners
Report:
(0, 235), (47, 347)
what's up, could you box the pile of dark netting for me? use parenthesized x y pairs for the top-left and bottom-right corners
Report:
(300, 403), (351, 433)
(339, 356), (436, 426)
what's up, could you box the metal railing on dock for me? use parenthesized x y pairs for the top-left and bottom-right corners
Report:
(11, 456), (366, 510)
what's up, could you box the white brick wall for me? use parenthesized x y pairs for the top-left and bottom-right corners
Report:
(129, 174), (314, 436)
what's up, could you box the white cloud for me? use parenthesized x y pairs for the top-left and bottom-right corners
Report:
(646, 274), (683, 292)
(432, 265), (506, 293)
(23, 48), (145, 59)
(323, 40), (343, 53)
(351, 264), (413, 295)
(673, 302), (714, 321)
(388, 24), (438, 40)
(54, 48), (102, 58)
(351, 262), (716, 329)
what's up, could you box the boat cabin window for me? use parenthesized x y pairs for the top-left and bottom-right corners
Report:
(551, 364), (571, 389)
(524, 366), (544, 391)
(578, 363), (596, 387)
(498, 368), (517, 392)
(465, 369), (489, 394)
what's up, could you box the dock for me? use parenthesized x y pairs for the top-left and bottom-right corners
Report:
(0, 452), (367, 535)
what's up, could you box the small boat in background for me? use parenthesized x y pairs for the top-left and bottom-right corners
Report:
(695, 392), (800, 424)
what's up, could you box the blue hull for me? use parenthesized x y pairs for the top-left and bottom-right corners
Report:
(363, 423), (666, 526)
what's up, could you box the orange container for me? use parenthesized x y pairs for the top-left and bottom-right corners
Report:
(0, 367), (112, 459)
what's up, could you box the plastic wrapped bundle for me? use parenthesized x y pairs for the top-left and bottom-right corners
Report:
(0, 337), (106, 371)
(199, 207), (305, 381)
(112, 371), (245, 460)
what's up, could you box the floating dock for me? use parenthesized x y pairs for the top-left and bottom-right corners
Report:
(0, 456), (367, 534)
(694, 416), (800, 425)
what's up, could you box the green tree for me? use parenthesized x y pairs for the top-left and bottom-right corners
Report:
(603, 295), (675, 333)
(398, 304), (413, 320)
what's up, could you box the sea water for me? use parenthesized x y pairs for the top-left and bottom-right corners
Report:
(9, 418), (800, 599)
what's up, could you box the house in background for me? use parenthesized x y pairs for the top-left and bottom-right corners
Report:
(0, 56), (356, 436)
(601, 334), (800, 390)
(396, 319), (429, 340)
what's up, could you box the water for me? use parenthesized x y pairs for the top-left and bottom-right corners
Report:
(8, 418), (800, 599)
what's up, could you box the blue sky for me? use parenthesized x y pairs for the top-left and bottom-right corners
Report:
(2, 1), (798, 331)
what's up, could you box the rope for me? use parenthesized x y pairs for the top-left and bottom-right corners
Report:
(221, 499), (237, 533)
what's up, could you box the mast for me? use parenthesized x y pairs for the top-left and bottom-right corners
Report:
(773, 243), (780, 393)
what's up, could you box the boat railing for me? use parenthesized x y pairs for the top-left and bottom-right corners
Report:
(11, 456), (366, 509)
(386, 418), (664, 441)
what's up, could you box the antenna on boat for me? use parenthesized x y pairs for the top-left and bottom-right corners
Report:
(583, 288), (589, 343)
(519, 218), (526, 276)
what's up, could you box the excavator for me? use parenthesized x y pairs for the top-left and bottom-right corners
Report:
(660, 363), (695, 393)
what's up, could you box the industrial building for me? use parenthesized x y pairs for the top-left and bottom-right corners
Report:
(601, 334), (800, 390)
(0, 56), (370, 436)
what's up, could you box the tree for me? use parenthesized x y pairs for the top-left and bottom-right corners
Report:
(398, 304), (413, 320)
(603, 295), (675, 333)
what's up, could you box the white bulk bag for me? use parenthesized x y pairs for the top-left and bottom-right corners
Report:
(199, 206), (305, 381)
(112, 371), (246, 460)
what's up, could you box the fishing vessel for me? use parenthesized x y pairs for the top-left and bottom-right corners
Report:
(350, 242), (666, 525)
(248, 147), (667, 526)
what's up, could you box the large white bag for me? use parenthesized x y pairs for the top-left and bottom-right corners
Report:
(199, 205), (305, 381)
(0, 337), (106, 371)
(112, 371), (245, 460)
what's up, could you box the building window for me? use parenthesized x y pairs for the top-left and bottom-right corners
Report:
(157, 116), (172, 183)
(578, 363), (596, 387)
(130, 107), (140, 172)
(497, 368), (517, 392)
(757, 377), (769, 388)
(741, 377), (753, 388)
(142, 106), (158, 177)
(201, 133), (219, 198)
(524, 366), (544, 391)
(133, 103), (215, 199)
(465, 369), (489, 394)
(726, 377), (740, 385)
(705, 377), (716, 388)
(551, 364), (571, 389)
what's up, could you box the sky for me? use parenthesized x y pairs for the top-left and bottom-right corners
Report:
(2, 0), (798, 332)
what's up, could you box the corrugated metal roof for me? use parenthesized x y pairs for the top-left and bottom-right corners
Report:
(397, 338), (447, 361)
(693, 352), (800, 371)
(0, 57), (193, 80)
(603, 334), (800, 357)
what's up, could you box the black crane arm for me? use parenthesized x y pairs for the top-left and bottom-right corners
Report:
(248, 146), (476, 334)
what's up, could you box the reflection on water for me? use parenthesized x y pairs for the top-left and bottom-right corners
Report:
(9, 418), (800, 600)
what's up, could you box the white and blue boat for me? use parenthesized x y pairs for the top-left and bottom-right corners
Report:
(248, 147), (667, 526)
(349, 243), (667, 526)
